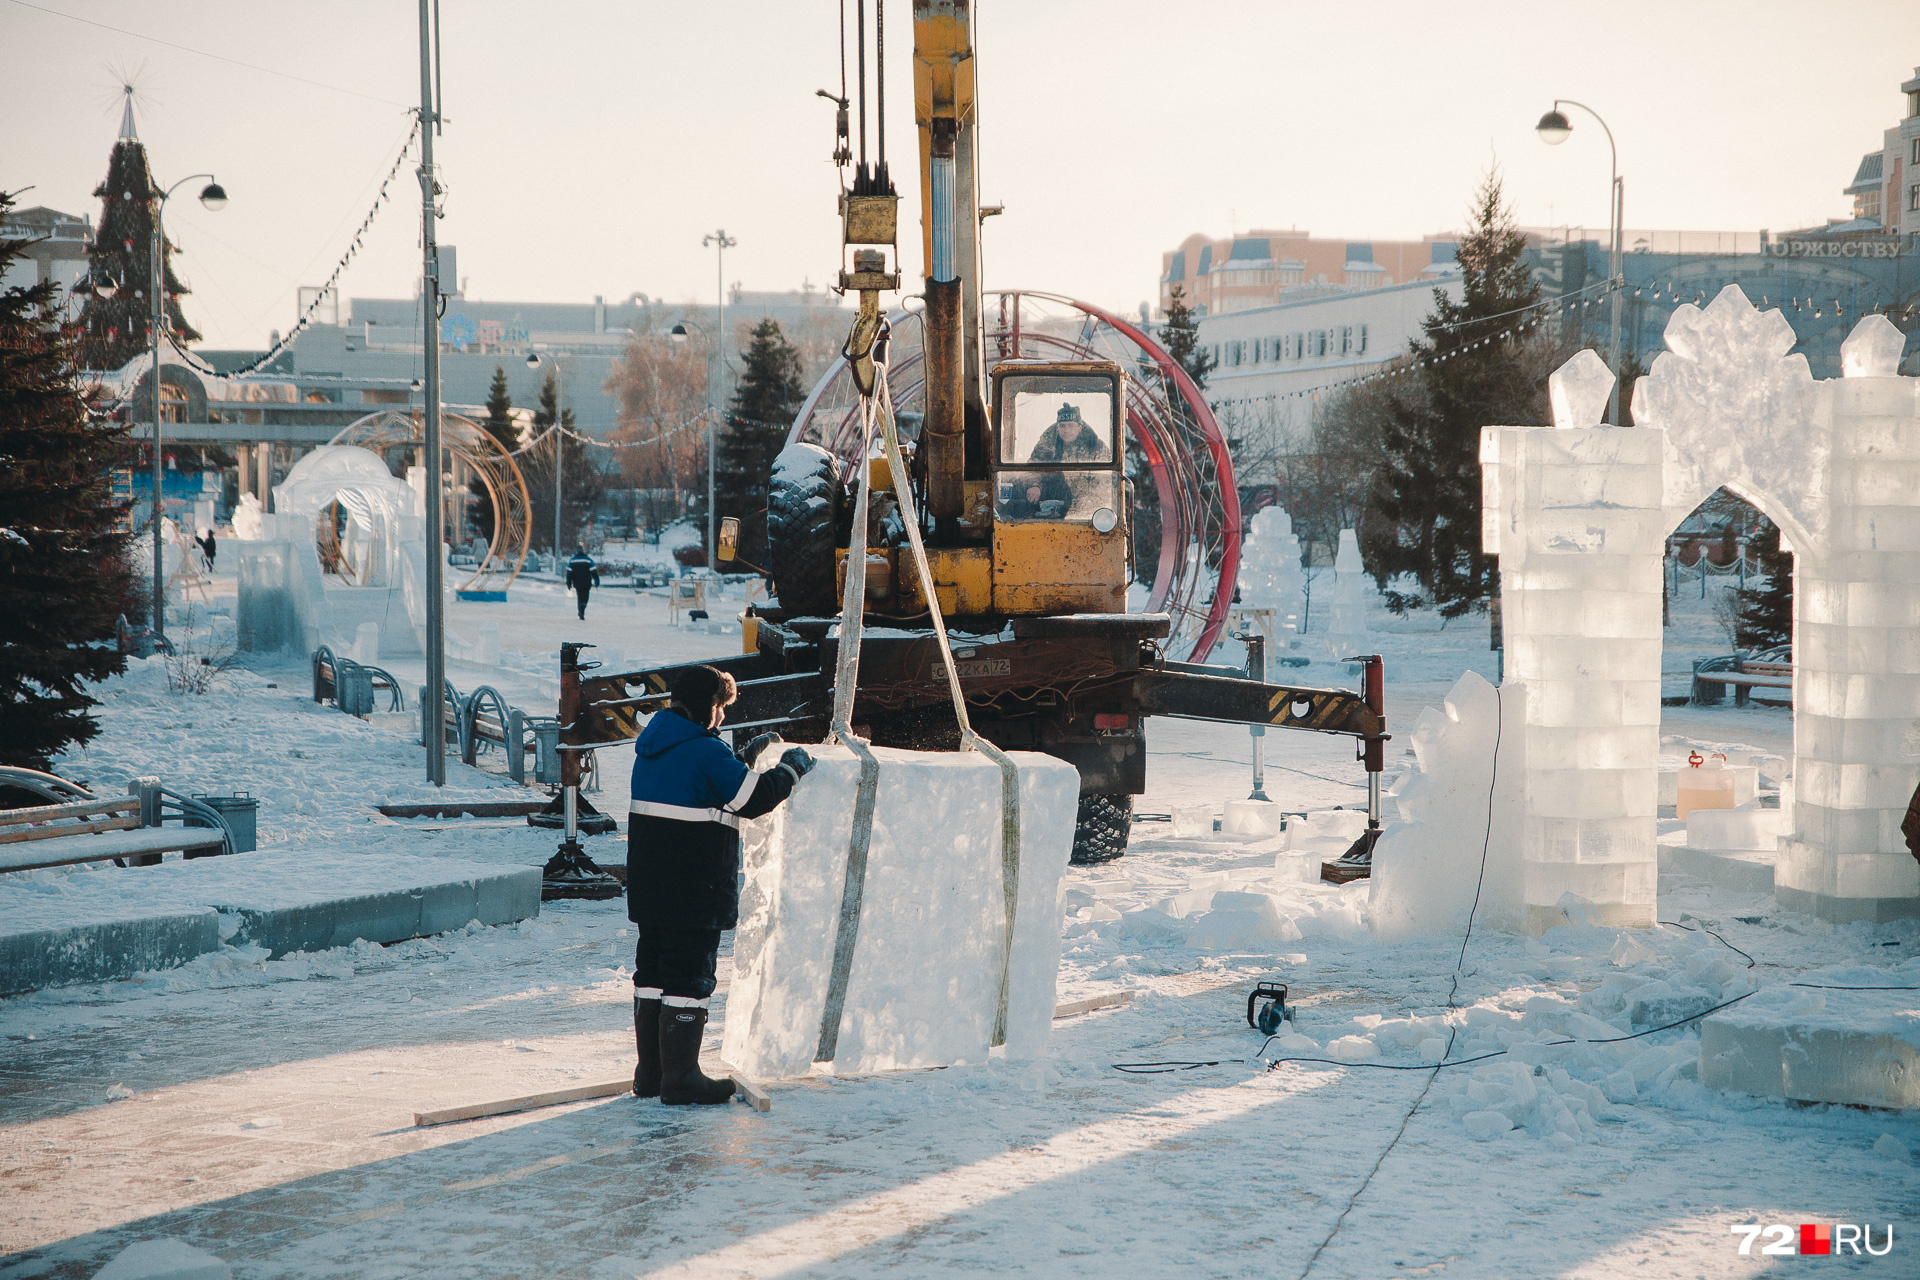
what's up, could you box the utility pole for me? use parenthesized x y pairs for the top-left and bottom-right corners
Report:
(418, 0), (446, 786)
(703, 229), (735, 567)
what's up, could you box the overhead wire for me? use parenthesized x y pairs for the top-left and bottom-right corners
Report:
(7, 0), (411, 108)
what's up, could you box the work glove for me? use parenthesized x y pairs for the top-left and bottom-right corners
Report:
(736, 731), (784, 766)
(777, 746), (816, 781)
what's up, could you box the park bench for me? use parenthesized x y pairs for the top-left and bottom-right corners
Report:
(1691, 645), (1793, 707)
(312, 644), (405, 716)
(0, 771), (236, 874)
(458, 684), (560, 785)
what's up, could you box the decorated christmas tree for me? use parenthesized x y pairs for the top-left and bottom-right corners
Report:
(76, 90), (201, 372)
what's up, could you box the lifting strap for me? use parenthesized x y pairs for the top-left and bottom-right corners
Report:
(812, 321), (1026, 1064)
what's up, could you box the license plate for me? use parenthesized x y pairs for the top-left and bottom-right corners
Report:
(955, 658), (1011, 679)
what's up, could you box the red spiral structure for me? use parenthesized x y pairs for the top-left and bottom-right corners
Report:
(789, 292), (1240, 661)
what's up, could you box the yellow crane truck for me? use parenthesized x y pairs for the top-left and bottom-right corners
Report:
(552, 1), (1386, 875)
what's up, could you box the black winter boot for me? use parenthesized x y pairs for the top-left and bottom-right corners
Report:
(632, 996), (662, 1097)
(658, 1006), (734, 1105)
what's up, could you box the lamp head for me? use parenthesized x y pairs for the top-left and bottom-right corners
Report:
(1535, 110), (1572, 145)
(526, 352), (542, 368)
(670, 322), (690, 343)
(198, 182), (228, 211)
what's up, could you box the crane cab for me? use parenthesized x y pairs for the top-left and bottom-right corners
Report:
(987, 360), (1128, 615)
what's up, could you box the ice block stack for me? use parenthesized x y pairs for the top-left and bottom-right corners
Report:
(1482, 417), (1666, 932)
(1771, 320), (1920, 920)
(722, 745), (1079, 1079)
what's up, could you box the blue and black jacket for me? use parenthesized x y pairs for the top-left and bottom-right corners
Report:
(565, 553), (599, 593)
(627, 708), (798, 930)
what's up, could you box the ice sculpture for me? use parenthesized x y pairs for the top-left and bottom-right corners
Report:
(1237, 505), (1306, 636)
(1368, 672), (1526, 939)
(1548, 348), (1615, 430)
(1323, 529), (1372, 657)
(1486, 303), (1920, 927)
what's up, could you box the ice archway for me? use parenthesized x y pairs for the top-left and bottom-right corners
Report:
(1485, 287), (1920, 927)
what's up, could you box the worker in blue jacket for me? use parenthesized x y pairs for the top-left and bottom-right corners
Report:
(628, 664), (814, 1104)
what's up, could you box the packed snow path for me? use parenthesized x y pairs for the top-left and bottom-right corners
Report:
(2, 577), (1914, 1277)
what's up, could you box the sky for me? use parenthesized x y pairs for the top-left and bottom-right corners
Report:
(5, 0), (1918, 351)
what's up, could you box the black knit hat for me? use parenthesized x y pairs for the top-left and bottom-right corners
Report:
(670, 664), (738, 711)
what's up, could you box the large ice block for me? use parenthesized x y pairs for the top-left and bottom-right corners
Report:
(1700, 970), (1920, 1108)
(722, 745), (1078, 1079)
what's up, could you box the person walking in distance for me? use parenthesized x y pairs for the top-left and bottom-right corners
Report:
(627, 665), (815, 1104)
(564, 544), (599, 621)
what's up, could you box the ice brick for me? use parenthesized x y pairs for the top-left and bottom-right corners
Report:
(722, 745), (1078, 1079)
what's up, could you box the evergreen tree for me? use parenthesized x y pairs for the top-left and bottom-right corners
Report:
(522, 367), (604, 553)
(0, 190), (136, 769)
(469, 365), (516, 544)
(75, 96), (200, 372)
(1735, 515), (1793, 650)
(1363, 168), (1547, 616)
(719, 319), (807, 567)
(1160, 285), (1215, 390)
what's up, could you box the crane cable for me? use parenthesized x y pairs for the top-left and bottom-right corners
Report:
(813, 321), (1026, 1060)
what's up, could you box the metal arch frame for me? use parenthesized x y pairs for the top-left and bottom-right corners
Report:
(328, 408), (533, 593)
(788, 294), (1241, 661)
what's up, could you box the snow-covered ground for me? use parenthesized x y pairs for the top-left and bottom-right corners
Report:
(2, 571), (1915, 1278)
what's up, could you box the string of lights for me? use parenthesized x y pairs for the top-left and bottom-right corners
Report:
(170, 121), (422, 380)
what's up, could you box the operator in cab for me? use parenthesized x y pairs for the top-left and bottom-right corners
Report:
(1006, 403), (1108, 519)
(626, 665), (815, 1105)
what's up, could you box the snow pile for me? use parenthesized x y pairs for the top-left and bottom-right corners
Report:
(724, 746), (1079, 1078)
(1322, 529), (1373, 657)
(1368, 672), (1525, 939)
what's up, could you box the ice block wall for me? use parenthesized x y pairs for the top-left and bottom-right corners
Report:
(1483, 423), (1665, 931)
(722, 745), (1079, 1079)
(1773, 333), (1920, 921)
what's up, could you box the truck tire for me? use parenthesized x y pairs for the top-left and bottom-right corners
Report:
(1070, 793), (1133, 865)
(767, 443), (841, 615)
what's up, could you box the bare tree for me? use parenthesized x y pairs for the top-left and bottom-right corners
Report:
(604, 335), (712, 504)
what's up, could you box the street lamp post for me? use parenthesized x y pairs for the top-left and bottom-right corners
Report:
(1537, 100), (1624, 425)
(669, 318), (719, 570)
(147, 174), (227, 646)
(701, 230), (736, 567)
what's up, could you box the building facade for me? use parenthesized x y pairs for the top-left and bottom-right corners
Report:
(1159, 228), (1461, 317)
(0, 205), (91, 319)
(1843, 64), (1920, 236)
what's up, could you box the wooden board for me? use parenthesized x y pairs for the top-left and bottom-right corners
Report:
(1052, 990), (1134, 1019)
(0, 814), (141, 845)
(0, 825), (227, 874)
(0, 796), (138, 827)
(414, 1077), (633, 1127)
(717, 1061), (772, 1112)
